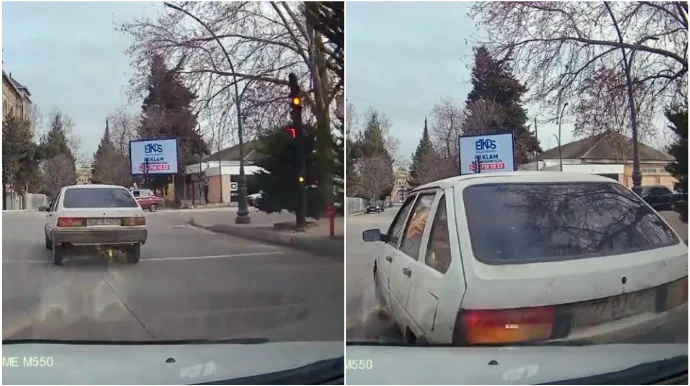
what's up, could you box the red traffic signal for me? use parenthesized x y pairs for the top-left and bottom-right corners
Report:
(284, 127), (296, 139)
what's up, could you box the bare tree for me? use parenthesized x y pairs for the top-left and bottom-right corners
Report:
(471, 2), (688, 137)
(106, 108), (138, 186)
(462, 98), (506, 136)
(120, 2), (341, 140)
(346, 101), (359, 137)
(416, 151), (457, 185)
(429, 96), (465, 166)
(41, 154), (77, 196)
(354, 155), (394, 200)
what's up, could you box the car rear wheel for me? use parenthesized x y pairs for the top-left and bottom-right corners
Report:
(52, 239), (64, 266)
(126, 244), (141, 264)
(45, 233), (52, 250)
(149, 204), (157, 212)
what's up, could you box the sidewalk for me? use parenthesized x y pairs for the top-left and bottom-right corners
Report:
(190, 209), (344, 258)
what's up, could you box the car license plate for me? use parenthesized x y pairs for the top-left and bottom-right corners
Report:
(571, 289), (656, 328)
(87, 218), (120, 226)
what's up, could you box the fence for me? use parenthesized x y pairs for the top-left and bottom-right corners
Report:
(346, 197), (367, 214)
(3, 192), (49, 211)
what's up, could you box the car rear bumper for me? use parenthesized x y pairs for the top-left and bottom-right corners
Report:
(556, 302), (688, 344)
(52, 227), (147, 246)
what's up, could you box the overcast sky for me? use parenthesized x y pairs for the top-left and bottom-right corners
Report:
(346, 1), (592, 166)
(2, 1), (160, 163)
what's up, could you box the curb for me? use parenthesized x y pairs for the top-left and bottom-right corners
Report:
(347, 211), (365, 216)
(189, 218), (343, 259)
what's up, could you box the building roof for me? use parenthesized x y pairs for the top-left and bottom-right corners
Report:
(203, 139), (264, 163)
(2, 70), (22, 98)
(539, 131), (672, 162)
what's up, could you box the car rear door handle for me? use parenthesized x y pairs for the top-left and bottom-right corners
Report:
(402, 268), (411, 277)
(385, 256), (392, 262)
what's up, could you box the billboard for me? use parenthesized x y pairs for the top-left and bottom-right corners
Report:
(129, 138), (179, 175)
(458, 132), (515, 175)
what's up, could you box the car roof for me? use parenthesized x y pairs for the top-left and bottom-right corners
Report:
(412, 171), (622, 192)
(62, 184), (127, 191)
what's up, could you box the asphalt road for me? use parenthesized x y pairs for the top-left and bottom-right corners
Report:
(346, 207), (688, 345)
(2, 209), (344, 343)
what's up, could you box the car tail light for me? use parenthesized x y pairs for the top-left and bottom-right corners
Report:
(121, 217), (146, 226)
(57, 217), (86, 227)
(456, 306), (556, 345)
(667, 277), (688, 310)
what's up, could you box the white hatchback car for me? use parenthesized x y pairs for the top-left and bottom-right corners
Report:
(42, 184), (148, 266)
(363, 172), (688, 346)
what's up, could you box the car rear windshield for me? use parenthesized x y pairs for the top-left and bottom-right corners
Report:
(463, 182), (680, 264)
(62, 188), (139, 208)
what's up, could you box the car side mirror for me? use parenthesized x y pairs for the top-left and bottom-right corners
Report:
(38, 205), (48, 212)
(363, 228), (385, 242)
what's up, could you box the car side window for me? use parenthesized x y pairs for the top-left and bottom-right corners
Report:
(49, 193), (60, 212)
(399, 193), (436, 260)
(653, 187), (671, 195)
(387, 195), (417, 247)
(425, 195), (452, 274)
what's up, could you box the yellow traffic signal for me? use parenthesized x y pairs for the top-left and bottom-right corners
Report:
(291, 96), (301, 107)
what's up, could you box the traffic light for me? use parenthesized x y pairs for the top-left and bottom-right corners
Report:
(288, 73), (302, 114)
(284, 126), (296, 139)
(288, 72), (306, 230)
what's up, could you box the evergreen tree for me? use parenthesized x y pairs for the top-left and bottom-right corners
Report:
(353, 111), (394, 199)
(462, 46), (541, 165)
(254, 124), (337, 219)
(39, 111), (75, 161)
(37, 111), (77, 194)
(2, 114), (39, 209)
(665, 105), (688, 222)
(139, 54), (208, 199)
(91, 119), (119, 184)
(408, 118), (435, 187)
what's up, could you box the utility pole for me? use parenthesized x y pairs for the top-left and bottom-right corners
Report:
(289, 73), (307, 231)
(144, 158), (150, 189)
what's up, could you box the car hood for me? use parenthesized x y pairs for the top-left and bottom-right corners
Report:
(346, 343), (687, 384)
(3, 340), (343, 384)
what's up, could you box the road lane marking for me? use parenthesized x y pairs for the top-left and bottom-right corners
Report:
(3, 251), (284, 264)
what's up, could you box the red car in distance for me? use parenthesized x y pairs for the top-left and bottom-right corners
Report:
(131, 188), (165, 212)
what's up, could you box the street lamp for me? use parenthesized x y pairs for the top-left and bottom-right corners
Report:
(558, 102), (568, 172)
(604, 2), (658, 196)
(164, 2), (251, 224)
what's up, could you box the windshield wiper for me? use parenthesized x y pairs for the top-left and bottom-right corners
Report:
(3, 338), (270, 345)
(544, 355), (688, 385)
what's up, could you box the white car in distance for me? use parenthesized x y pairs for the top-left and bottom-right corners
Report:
(42, 184), (148, 266)
(363, 171), (688, 346)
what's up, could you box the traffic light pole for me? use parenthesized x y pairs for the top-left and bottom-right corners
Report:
(289, 73), (307, 232)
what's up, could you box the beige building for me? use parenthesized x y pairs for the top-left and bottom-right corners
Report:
(77, 166), (92, 185)
(391, 169), (411, 203)
(2, 69), (32, 120)
(522, 132), (677, 190)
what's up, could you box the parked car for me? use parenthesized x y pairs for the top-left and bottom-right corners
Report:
(247, 192), (262, 207)
(41, 184), (148, 266)
(132, 188), (165, 212)
(638, 185), (686, 211)
(363, 172), (687, 346)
